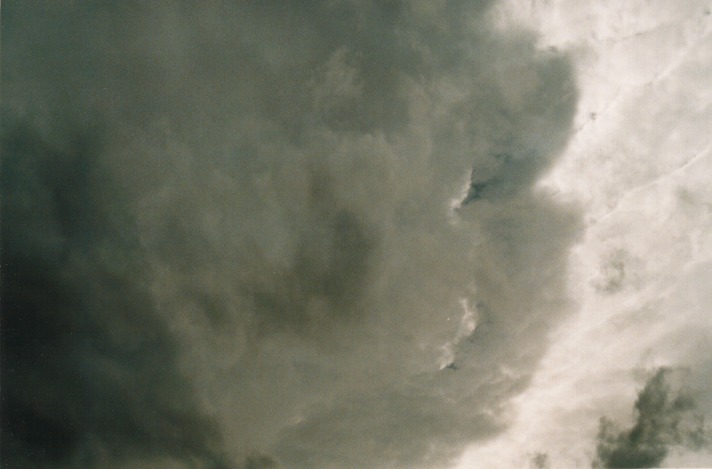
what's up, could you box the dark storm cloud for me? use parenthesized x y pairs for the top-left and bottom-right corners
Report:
(2, 1), (580, 468)
(593, 368), (709, 468)
(1, 121), (232, 468)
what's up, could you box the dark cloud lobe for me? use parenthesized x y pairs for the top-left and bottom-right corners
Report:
(2, 1), (580, 468)
(1, 123), (232, 468)
(593, 368), (709, 468)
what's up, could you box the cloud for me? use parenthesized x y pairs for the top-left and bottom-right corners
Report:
(593, 368), (709, 468)
(1, 1), (580, 467)
(532, 452), (550, 469)
(0, 123), (234, 468)
(455, 2), (712, 468)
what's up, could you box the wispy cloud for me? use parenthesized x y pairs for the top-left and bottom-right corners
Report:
(594, 368), (709, 468)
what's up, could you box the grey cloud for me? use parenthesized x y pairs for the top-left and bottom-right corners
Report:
(593, 368), (709, 468)
(1, 122), (233, 468)
(2, 1), (580, 468)
(532, 452), (550, 469)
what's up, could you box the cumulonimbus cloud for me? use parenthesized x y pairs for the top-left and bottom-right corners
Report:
(2, 1), (580, 467)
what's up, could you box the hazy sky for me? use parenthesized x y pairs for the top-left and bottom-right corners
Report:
(2, 1), (712, 468)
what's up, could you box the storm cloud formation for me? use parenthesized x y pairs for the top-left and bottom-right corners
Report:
(594, 368), (709, 468)
(2, 1), (579, 468)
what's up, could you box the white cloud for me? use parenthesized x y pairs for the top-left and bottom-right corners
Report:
(458, 1), (712, 467)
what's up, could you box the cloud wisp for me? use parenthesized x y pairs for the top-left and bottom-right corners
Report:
(594, 368), (709, 468)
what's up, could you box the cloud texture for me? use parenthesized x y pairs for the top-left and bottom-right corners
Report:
(594, 368), (709, 468)
(1, 1), (579, 467)
(454, 2), (712, 467)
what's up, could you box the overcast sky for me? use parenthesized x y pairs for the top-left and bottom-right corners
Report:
(2, 1), (712, 468)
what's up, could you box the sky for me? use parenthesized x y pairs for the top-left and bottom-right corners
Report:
(2, 1), (712, 468)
